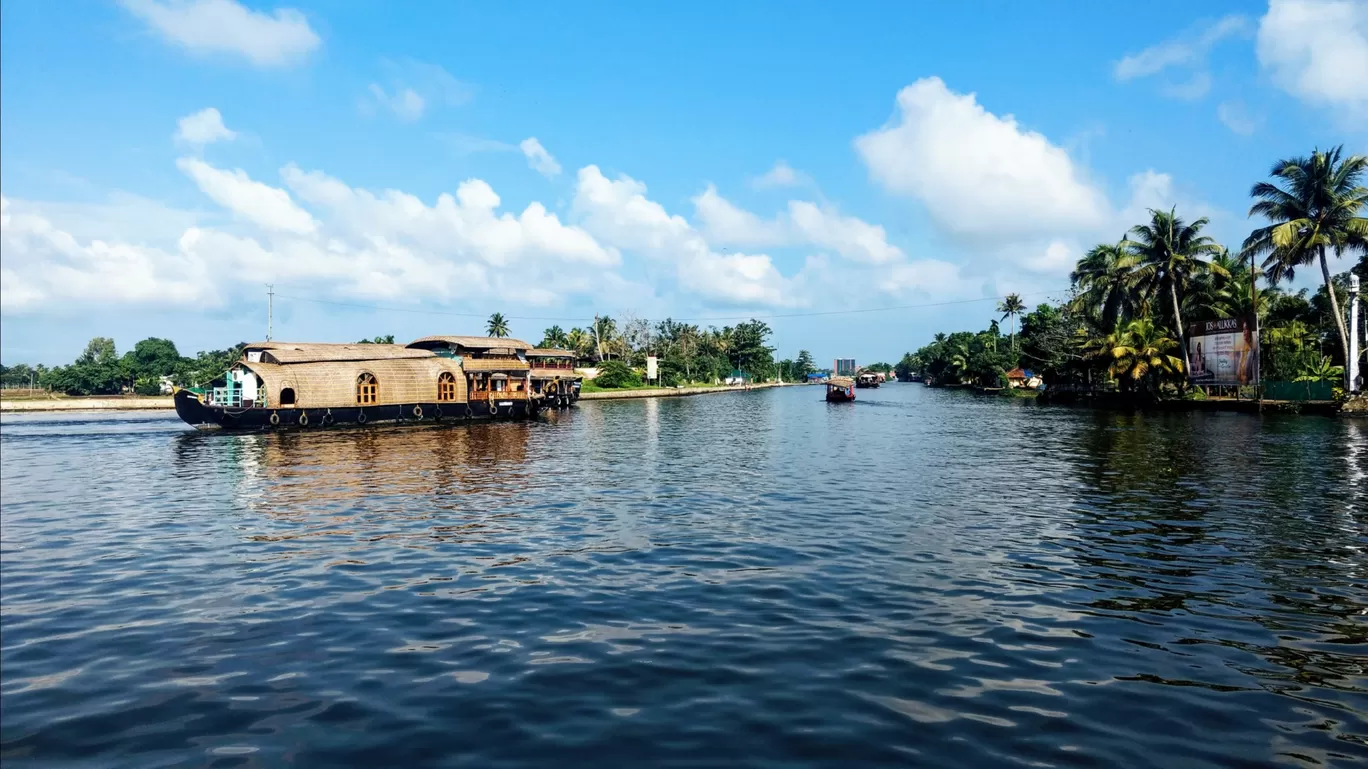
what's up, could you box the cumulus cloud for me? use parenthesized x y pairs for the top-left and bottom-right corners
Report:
(119, 0), (320, 67)
(1, 196), (216, 311)
(1257, 0), (1368, 119)
(176, 157), (317, 234)
(519, 138), (563, 178)
(692, 185), (789, 247)
(574, 166), (798, 306)
(854, 77), (1111, 239)
(175, 107), (236, 146)
(1114, 15), (1250, 80)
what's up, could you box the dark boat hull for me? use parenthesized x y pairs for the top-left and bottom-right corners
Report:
(174, 388), (557, 431)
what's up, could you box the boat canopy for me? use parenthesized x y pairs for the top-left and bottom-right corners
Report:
(828, 376), (854, 388)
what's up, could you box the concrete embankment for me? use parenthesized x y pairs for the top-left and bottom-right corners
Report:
(2, 384), (801, 412)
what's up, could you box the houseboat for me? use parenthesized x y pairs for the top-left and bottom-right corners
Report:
(826, 376), (856, 402)
(173, 337), (544, 431)
(855, 372), (881, 388)
(526, 348), (581, 408)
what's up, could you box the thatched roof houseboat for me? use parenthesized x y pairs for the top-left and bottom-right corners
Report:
(827, 376), (855, 402)
(173, 338), (549, 431)
(526, 348), (581, 405)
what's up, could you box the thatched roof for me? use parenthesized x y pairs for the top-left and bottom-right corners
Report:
(531, 368), (582, 380)
(244, 342), (432, 364)
(408, 336), (532, 352)
(237, 356), (466, 408)
(462, 358), (529, 372)
(828, 376), (855, 387)
(527, 348), (574, 358)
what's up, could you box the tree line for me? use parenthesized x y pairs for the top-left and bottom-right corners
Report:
(897, 146), (1368, 397)
(1, 338), (249, 396)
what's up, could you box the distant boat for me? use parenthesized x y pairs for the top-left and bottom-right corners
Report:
(855, 372), (880, 389)
(826, 376), (856, 402)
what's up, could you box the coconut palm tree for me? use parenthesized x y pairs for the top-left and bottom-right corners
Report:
(997, 293), (1026, 353)
(486, 312), (510, 338)
(540, 325), (569, 349)
(1089, 318), (1185, 395)
(565, 328), (591, 362)
(1128, 208), (1224, 361)
(1242, 146), (1368, 390)
(1070, 238), (1143, 332)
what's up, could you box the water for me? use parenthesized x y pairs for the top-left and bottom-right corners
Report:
(2, 386), (1366, 768)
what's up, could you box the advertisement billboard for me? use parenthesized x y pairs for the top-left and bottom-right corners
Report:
(1188, 316), (1258, 386)
(646, 356), (658, 381)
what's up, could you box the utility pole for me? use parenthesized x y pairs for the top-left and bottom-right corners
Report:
(1350, 274), (1361, 394)
(267, 284), (274, 342)
(1252, 249), (1261, 411)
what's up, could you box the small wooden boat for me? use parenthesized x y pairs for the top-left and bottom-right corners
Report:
(855, 372), (880, 389)
(826, 376), (855, 402)
(174, 337), (546, 431)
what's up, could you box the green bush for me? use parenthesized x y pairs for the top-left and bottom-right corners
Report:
(593, 360), (642, 388)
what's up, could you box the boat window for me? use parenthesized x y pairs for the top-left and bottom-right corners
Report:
(279, 387), (296, 405)
(357, 372), (378, 404)
(437, 372), (457, 402)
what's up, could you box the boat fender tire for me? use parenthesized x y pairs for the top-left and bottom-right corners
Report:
(269, 411), (280, 426)
(489, 401), (497, 415)
(298, 412), (309, 427)
(323, 409), (333, 426)
(433, 407), (443, 420)
(464, 404), (472, 418)
(412, 405), (423, 419)
(357, 410), (368, 424)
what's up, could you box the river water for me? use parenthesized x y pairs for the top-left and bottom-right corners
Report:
(2, 385), (1365, 768)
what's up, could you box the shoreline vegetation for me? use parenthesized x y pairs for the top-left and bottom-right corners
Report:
(895, 146), (1367, 414)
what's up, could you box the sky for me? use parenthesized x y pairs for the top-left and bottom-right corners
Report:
(2, 0), (1367, 366)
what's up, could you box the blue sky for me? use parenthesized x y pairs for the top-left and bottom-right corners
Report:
(2, 0), (1366, 366)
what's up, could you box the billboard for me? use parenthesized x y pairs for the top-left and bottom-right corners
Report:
(646, 356), (658, 381)
(1188, 316), (1258, 386)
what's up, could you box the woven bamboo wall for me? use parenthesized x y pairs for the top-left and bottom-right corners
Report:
(240, 357), (468, 408)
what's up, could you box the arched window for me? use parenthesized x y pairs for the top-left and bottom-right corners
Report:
(357, 372), (378, 404)
(437, 372), (457, 402)
(279, 387), (297, 405)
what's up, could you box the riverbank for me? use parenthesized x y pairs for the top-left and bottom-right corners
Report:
(0, 383), (803, 412)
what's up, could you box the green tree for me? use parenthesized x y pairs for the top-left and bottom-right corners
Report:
(486, 313), (510, 338)
(997, 293), (1026, 353)
(540, 325), (569, 349)
(357, 335), (395, 344)
(1128, 207), (1224, 359)
(593, 359), (641, 388)
(1088, 318), (1185, 396)
(795, 349), (816, 378)
(1070, 238), (1142, 332)
(1243, 146), (1368, 389)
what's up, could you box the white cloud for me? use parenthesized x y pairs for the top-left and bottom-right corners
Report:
(1159, 71), (1213, 101)
(1257, 0), (1368, 119)
(1114, 15), (1250, 80)
(787, 201), (902, 265)
(692, 185), (788, 247)
(573, 166), (798, 306)
(443, 134), (518, 155)
(176, 157), (317, 234)
(366, 84), (425, 121)
(120, 0), (320, 67)
(1, 196), (216, 311)
(854, 77), (1110, 239)
(362, 60), (471, 122)
(1217, 101), (1258, 135)
(752, 161), (805, 189)
(519, 138), (563, 178)
(175, 107), (236, 146)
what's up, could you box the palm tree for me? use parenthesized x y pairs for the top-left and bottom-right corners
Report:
(486, 312), (510, 338)
(1128, 207), (1224, 363)
(997, 293), (1026, 353)
(1071, 238), (1143, 332)
(565, 328), (590, 361)
(540, 325), (569, 349)
(1243, 146), (1368, 390)
(1089, 318), (1185, 395)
